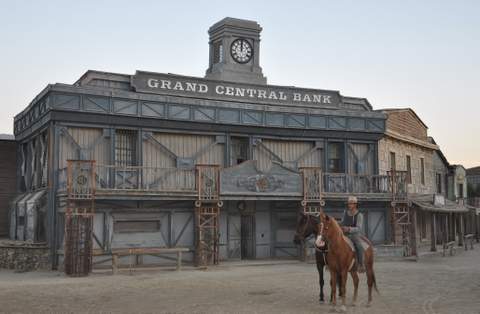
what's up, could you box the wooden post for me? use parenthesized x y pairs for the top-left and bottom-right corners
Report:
(112, 254), (118, 275)
(431, 213), (437, 252)
(458, 214), (464, 247)
(176, 251), (182, 271)
(444, 215), (448, 245)
(410, 208), (418, 258)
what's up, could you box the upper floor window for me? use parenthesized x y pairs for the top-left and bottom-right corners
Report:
(328, 142), (344, 173)
(420, 158), (425, 185)
(390, 152), (396, 171)
(436, 173), (442, 194)
(115, 129), (137, 167)
(230, 137), (249, 166)
(406, 155), (412, 183)
(213, 41), (224, 64)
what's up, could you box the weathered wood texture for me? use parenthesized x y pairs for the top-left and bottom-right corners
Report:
(59, 127), (110, 169)
(384, 109), (427, 140)
(0, 140), (17, 237)
(254, 139), (322, 172)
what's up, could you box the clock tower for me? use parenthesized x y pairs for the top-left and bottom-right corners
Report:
(205, 17), (267, 85)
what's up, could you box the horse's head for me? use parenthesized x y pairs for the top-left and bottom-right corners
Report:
(293, 211), (318, 245)
(318, 212), (342, 245)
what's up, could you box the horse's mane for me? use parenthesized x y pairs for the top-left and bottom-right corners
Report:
(327, 215), (344, 239)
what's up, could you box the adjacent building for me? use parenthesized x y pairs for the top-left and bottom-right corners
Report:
(0, 135), (17, 238)
(378, 109), (472, 253)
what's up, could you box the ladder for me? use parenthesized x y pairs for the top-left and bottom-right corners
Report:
(195, 165), (222, 267)
(388, 169), (416, 257)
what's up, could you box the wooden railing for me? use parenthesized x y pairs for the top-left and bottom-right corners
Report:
(58, 163), (406, 197)
(323, 173), (391, 194)
(58, 165), (196, 193)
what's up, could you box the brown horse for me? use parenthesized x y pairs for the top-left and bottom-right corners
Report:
(318, 212), (378, 309)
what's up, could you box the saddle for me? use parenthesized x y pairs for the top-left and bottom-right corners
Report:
(343, 235), (371, 253)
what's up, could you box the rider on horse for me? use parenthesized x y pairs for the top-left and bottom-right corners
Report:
(340, 196), (365, 272)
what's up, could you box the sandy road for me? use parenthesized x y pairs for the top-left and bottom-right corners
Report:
(0, 247), (479, 314)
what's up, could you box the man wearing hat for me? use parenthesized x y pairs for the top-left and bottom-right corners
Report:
(340, 196), (365, 272)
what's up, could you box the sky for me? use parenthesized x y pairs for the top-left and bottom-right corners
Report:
(0, 0), (479, 168)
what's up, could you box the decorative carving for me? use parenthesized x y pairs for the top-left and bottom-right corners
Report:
(237, 174), (284, 192)
(221, 160), (302, 196)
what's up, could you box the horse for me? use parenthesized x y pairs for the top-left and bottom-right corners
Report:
(293, 211), (338, 304)
(317, 212), (378, 309)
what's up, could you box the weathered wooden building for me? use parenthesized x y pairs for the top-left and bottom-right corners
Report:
(0, 136), (17, 238)
(378, 109), (473, 254)
(11, 18), (408, 269)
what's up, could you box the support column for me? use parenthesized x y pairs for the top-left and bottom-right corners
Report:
(458, 214), (464, 247)
(410, 208), (418, 257)
(430, 212), (437, 252)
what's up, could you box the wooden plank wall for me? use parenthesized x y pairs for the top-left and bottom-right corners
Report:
(254, 139), (322, 172)
(0, 140), (17, 237)
(58, 127), (110, 169)
(386, 110), (428, 140)
(143, 132), (224, 168)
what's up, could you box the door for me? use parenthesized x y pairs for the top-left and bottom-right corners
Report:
(241, 214), (256, 259)
(272, 211), (299, 258)
(228, 215), (241, 259)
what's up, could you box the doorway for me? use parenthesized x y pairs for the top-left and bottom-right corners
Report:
(241, 214), (255, 259)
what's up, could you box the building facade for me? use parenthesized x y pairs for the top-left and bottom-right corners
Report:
(0, 136), (17, 238)
(11, 18), (413, 269)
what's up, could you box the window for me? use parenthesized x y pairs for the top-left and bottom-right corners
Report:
(406, 155), (412, 183)
(458, 184), (464, 198)
(230, 137), (249, 166)
(436, 173), (442, 194)
(420, 158), (425, 185)
(115, 130), (137, 166)
(114, 220), (161, 233)
(390, 152), (396, 171)
(328, 142), (344, 173)
(213, 41), (224, 64)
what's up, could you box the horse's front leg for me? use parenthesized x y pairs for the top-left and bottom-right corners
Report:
(340, 270), (348, 308)
(317, 262), (325, 303)
(330, 269), (337, 306)
(350, 270), (359, 306)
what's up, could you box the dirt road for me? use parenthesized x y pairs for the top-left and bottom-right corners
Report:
(0, 248), (479, 313)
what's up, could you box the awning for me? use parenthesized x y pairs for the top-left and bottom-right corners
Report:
(411, 194), (470, 213)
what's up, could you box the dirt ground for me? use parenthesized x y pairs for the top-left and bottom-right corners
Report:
(0, 247), (479, 314)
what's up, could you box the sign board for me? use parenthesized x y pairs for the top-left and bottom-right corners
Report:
(220, 160), (302, 196)
(131, 71), (342, 108)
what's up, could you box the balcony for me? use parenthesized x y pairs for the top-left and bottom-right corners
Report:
(57, 163), (407, 201)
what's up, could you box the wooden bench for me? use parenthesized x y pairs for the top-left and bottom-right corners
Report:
(442, 241), (456, 257)
(111, 247), (190, 274)
(464, 234), (475, 251)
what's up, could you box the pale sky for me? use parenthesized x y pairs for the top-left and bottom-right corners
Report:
(1, 0), (479, 168)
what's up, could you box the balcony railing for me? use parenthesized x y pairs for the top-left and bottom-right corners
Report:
(323, 173), (390, 194)
(57, 163), (407, 198)
(58, 165), (196, 193)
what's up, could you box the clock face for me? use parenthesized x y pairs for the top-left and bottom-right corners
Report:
(230, 38), (253, 64)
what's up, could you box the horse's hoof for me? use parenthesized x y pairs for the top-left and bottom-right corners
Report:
(366, 302), (372, 308)
(350, 302), (356, 307)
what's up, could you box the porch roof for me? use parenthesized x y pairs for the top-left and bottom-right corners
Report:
(411, 194), (470, 213)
